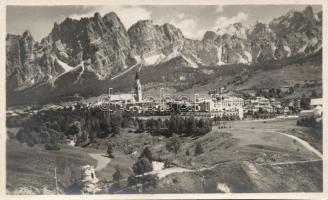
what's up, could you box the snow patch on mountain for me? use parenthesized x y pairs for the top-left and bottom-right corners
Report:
(49, 61), (84, 88)
(217, 23), (247, 39)
(162, 49), (180, 63)
(244, 51), (252, 62)
(216, 45), (224, 65)
(142, 54), (165, 66)
(160, 48), (199, 68)
(190, 54), (203, 64)
(298, 44), (307, 53)
(53, 56), (74, 72)
(180, 54), (199, 68)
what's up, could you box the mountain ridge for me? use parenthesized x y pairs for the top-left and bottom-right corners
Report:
(6, 5), (322, 105)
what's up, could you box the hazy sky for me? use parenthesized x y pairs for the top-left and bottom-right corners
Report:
(7, 5), (322, 41)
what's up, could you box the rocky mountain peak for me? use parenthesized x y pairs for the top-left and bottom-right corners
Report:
(94, 12), (102, 20)
(162, 23), (184, 42)
(302, 5), (315, 21)
(217, 22), (248, 40)
(317, 11), (322, 22)
(102, 12), (123, 27)
(6, 7), (322, 95)
(202, 31), (218, 41)
(128, 20), (164, 56)
(22, 30), (33, 39)
(249, 22), (275, 40)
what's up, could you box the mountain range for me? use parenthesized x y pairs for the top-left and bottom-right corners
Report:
(6, 5), (322, 105)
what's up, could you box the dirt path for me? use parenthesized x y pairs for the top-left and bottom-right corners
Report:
(263, 159), (322, 166)
(89, 153), (111, 171)
(273, 131), (323, 159)
(229, 126), (322, 159)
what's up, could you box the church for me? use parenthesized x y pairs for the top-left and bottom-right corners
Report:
(108, 71), (143, 104)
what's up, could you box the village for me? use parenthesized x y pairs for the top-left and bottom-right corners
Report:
(7, 71), (323, 123)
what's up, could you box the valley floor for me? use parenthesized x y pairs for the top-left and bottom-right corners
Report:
(6, 118), (322, 194)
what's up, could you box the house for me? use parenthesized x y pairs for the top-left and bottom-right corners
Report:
(198, 96), (244, 119)
(109, 94), (135, 103)
(310, 98), (322, 109)
(221, 96), (244, 107)
(299, 110), (314, 117)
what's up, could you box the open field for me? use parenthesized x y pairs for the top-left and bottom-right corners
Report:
(225, 119), (322, 152)
(6, 118), (322, 193)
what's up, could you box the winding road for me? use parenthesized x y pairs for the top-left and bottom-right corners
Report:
(270, 131), (322, 159)
(89, 153), (111, 171)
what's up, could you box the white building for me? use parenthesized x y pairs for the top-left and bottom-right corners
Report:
(249, 97), (273, 113)
(298, 98), (323, 118)
(198, 96), (244, 119)
(221, 96), (244, 107)
(310, 98), (322, 109)
(109, 94), (135, 103)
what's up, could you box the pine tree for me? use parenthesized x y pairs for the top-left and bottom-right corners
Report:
(195, 143), (204, 156)
(112, 165), (122, 187)
(107, 143), (114, 158)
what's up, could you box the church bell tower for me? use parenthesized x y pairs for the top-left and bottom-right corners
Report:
(135, 71), (142, 102)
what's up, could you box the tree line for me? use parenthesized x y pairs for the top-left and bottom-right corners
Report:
(15, 106), (135, 148)
(136, 115), (212, 137)
(14, 107), (213, 149)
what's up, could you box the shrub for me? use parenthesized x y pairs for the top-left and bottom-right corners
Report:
(165, 137), (181, 155)
(139, 147), (153, 162)
(132, 157), (153, 175)
(112, 165), (122, 190)
(195, 143), (204, 156)
(127, 175), (138, 187)
(141, 174), (158, 192)
(124, 144), (133, 155)
(107, 143), (114, 158)
(44, 143), (60, 150)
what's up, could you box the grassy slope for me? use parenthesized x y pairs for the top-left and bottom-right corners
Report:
(154, 160), (322, 193)
(6, 139), (97, 193)
(152, 118), (322, 193)
(6, 118), (322, 193)
(175, 57), (322, 99)
(173, 119), (320, 168)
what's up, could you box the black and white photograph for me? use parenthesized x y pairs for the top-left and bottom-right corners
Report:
(3, 0), (325, 196)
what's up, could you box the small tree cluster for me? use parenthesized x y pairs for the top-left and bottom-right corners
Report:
(165, 136), (181, 155)
(132, 157), (153, 175)
(137, 115), (212, 137)
(15, 106), (135, 147)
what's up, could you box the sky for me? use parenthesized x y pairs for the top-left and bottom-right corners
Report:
(7, 5), (322, 41)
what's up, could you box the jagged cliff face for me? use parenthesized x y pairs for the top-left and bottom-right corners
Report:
(128, 20), (185, 63)
(6, 12), (132, 90)
(45, 12), (133, 76)
(6, 31), (61, 91)
(269, 6), (322, 57)
(193, 5), (321, 65)
(6, 5), (322, 92)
